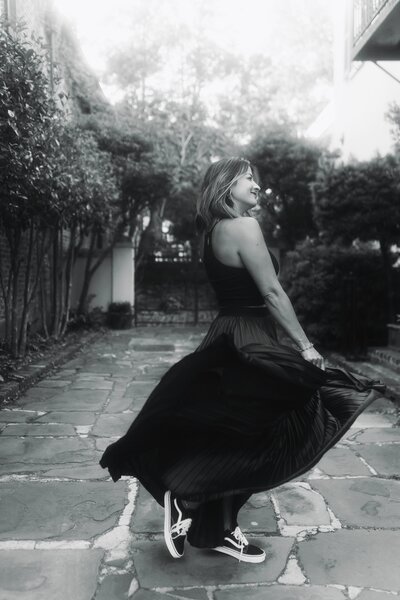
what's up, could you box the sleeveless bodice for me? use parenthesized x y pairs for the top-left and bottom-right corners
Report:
(202, 221), (280, 309)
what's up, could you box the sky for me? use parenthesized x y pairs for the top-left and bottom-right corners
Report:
(53, 0), (295, 70)
(53, 0), (335, 106)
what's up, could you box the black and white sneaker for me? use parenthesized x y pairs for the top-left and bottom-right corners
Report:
(212, 525), (266, 563)
(164, 490), (193, 558)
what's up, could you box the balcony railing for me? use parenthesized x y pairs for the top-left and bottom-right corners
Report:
(353, 0), (398, 44)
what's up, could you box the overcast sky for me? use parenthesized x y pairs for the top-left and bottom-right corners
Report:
(53, 0), (335, 106)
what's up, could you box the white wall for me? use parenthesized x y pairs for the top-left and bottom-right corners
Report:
(71, 255), (112, 311)
(71, 241), (135, 311)
(307, 0), (400, 161)
(111, 243), (134, 305)
(337, 61), (400, 160)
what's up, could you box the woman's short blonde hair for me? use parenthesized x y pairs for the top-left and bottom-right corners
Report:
(196, 157), (254, 232)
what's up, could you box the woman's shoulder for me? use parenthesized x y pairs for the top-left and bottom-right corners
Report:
(224, 217), (263, 240)
(222, 216), (260, 231)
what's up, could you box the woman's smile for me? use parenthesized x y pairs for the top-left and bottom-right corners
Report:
(230, 167), (260, 211)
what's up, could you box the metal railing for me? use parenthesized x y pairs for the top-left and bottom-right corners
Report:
(353, 0), (398, 44)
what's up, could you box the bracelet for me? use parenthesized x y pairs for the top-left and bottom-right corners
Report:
(298, 343), (314, 353)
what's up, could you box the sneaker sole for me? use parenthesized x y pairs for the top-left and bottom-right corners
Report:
(212, 545), (266, 563)
(164, 490), (184, 559)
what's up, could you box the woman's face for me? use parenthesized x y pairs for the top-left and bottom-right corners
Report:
(230, 167), (260, 214)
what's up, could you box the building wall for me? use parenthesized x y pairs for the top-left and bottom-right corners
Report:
(71, 255), (113, 311)
(336, 61), (400, 160)
(70, 242), (135, 312)
(307, 0), (400, 161)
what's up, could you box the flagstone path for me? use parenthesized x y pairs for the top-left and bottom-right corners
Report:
(0, 327), (399, 600)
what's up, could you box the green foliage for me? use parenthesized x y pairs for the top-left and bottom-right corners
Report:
(103, 0), (333, 139)
(386, 102), (400, 153)
(78, 112), (150, 165)
(281, 241), (389, 351)
(312, 155), (400, 246)
(0, 22), (123, 355)
(122, 161), (172, 212)
(165, 184), (198, 244)
(104, 0), (334, 253)
(0, 22), (120, 233)
(107, 301), (132, 313)
(158, 296), (184, 313)
(120, 99), (234, 192)
(106, 302), (133, 329)
(247, 127), (324, 250)
(0, 22), (63, 228)
(50, 123), (120, 231)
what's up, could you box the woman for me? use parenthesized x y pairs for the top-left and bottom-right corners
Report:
(100, 157), (386, 564)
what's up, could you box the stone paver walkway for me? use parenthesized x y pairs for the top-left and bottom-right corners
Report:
(0, 326), (399, 600)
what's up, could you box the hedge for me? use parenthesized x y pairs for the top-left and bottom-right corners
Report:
(280, 242), (394, 353)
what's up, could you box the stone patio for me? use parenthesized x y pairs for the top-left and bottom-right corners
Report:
(0, 326), (399, 599)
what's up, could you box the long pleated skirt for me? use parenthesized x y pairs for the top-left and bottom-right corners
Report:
(99, 309), (386, 548)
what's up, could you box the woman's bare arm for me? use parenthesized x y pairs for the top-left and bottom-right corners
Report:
(232, 217), (312, 351)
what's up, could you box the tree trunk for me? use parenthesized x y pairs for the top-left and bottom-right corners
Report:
(73, 229), (85, 264)
(77, 221), (129, 314)
(193, 244), (199, 325)
(20, 228), (51, 352)
(40, 267), (49, 339)
(50, 227), (65, 338)
(57, 230), (66, 339)
(50, 228), (59, 335)
(37, 230), (50, 338)
(77, 230), (96, 314)
(9, 230), (22, 358)
(18, 222), (35, 356)
(136, 197), (165, 268)
(60, 225), (76, 336)
(0, 236), (10, 345)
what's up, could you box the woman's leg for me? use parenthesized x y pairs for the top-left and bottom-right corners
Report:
(181, 499), (201, 511)
(182, 495), (236, 528)
(182, 497), (234, 530)
(186, 492), (253, 548)
(223, 495), (235, 530)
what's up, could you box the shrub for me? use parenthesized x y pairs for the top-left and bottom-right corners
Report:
(159, 296), (184, 313)
(106, 302), (132, 329)
(312, 156), (400, 322)
(107, 302), (132, 313)
(281, 240), (390, 353)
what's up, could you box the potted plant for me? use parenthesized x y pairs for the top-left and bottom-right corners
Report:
(106, 301), (133, 329)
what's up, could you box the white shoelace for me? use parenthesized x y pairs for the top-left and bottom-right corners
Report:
(232, 526), (249, 562)
(170, 517), (192, 539)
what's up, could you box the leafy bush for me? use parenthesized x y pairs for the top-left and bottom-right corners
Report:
(281, 240), (390, 353)
(0, 21), (121, 354)
(312, 156), (400, 322)
(105, 302), (132, 329)
(107, 301), (132, 313)
(159, 296), (184, 313)
(247, 127), (324, 250)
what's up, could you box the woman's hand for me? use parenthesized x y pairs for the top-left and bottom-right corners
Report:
(301, 346), (325, 370)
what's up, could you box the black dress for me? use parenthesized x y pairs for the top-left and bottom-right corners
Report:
(99, 221), (386, 548)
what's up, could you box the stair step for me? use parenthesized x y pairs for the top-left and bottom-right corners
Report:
(368, 347), (400, 374)
(387, 323), (400, 348)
